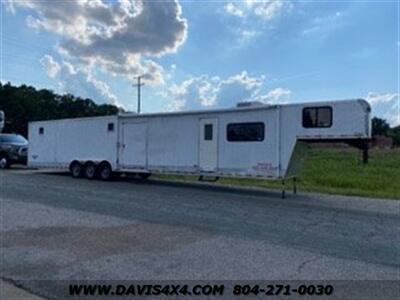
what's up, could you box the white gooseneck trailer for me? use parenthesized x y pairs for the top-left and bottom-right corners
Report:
(28, 99), (371, 196)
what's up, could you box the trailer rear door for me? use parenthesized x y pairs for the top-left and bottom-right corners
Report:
(120, 122), (147, 168)
(199, 118), (218, 171)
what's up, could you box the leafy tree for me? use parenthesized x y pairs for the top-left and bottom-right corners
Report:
(389, 125), (400, 146)
(371, 117), (390, 136)
(0, 82), (121, 137)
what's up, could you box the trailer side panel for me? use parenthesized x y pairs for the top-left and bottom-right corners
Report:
(28, 116), (118, 169)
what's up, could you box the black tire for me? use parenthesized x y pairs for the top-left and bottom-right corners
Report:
(98, 162), (113, 181)
(70, 161), (83, 178)
(0, 154), (11, 169)
(84, 162), (97, 180)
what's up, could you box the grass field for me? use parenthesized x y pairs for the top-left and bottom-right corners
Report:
(155, 148), (400, 199)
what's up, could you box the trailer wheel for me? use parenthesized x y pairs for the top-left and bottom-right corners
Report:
(0, 154), (10, 169)
(84, 162), (97, 180)
(70, 161), (83, 178)
(98, 162), (113, 181)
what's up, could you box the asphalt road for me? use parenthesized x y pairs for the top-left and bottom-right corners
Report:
(1, 169), (399, 298)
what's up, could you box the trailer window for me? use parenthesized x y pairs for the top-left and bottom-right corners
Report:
(302, 106), (332, 128)
(227, 122), (264, 142)
(204, 124), (213, 140)
(39, 127), (44, 135)
(107, 123), (115, 132)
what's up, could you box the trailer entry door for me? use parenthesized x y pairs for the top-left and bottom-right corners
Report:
(199, 118), (218, 171)
(120, 122), (147, 168)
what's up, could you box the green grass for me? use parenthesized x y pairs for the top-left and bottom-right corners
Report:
(154, 148), (400, 199)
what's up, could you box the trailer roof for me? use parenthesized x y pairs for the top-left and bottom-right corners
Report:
(119, 98), (366, 119)
(28, 114), (118, 125)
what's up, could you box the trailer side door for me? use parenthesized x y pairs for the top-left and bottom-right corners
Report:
(120, 121), (147, 168)
(199, 118), (218, 172)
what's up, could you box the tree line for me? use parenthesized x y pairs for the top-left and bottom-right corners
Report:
(0, 82), (121, 137)
(372, 117), (400, 146)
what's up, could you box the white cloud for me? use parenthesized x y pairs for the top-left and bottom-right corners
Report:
(216, 71), (263, 107)
(224, 3), (244, 18)
(9, 0), (188, 85)
(390, 101), (400, 127)
(166, 71), (290, 111)
(253, 0), (288, 21)
(236, 29), (261, 45)
(257, 87), (291, 103)
(40, 55), (61, 78)
(224, 1), (291, 45)
(225, 0), (292, 21)
(366, 92), (399, 126)
(3, 0), (16, 13)
(167, 75), (220, 111)
(302, 11), (343, 37)
(366, 92), (398, 105)
(40, 55), (120, 106)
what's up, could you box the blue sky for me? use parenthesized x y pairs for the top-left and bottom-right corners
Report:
(1, 0), (399, 125)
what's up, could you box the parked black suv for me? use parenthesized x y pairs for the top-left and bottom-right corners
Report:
(0, 134), (28, 169)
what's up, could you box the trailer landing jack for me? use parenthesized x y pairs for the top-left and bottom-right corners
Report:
(281, 176), (297, 199)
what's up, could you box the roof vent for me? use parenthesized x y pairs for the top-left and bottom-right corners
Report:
(236, 101), (265, 108)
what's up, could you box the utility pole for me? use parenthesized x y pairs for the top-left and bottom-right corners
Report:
(132, 76), (145, 113)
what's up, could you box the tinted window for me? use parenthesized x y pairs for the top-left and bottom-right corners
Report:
(0, 134), (28, 144)
(227, 122), (265, 142)
(107, 123), (115, 132)
(39, 127), (44, 134)
(303, 106), (332, 128)
(204, 124), (213, 140)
